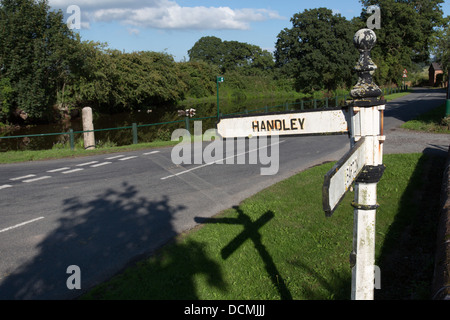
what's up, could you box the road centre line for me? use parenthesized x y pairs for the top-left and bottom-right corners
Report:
(62, 168), (84, 174)
(90, 162), (112, 168)
(10, 174), (36, 181)
(105, 155), (125, 160)
(0, 217), (45, 234)
(76, 161), (99, 167)
(0, 185), (12, 190)
(118, 156), (138, 161)
(47, 167), (71, 173)
(23, 176), (52, 183)
(143, 151), (160, 155)
(161, 140), (285, 180)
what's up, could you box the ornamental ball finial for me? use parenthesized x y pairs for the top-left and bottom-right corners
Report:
(353, 28), (377, 52)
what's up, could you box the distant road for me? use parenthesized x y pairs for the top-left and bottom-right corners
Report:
(0, 87), (446, 300)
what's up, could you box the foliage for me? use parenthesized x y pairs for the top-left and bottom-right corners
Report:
(274, 8), (358, 92)
(358, 0), (445, 85)
(0, 0), (78, 122)
(178, 61), (220, 98)
(431, 15), (450, 77)
(65, 46), (191, 113)
(0, 77), (14, 121)
(0, 0), (447, 126)
(188, 36), (275, 73)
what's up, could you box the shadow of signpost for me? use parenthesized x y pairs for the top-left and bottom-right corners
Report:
(195, 206), (293, 300)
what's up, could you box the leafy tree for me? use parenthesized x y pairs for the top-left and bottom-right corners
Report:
(431, 15), (450, 78)
(0, 0), (77, 122)
(63, 41), (121, 112)
(178, 61), (220, 98)
(358, 0), (445, 84)
(188, 36), (274, 73)
(188, 36), (224, 66)
(274, 8), (358, 92)
(114, 51), (188, 109)
(0, 77), (13, 121)
(66, 48), (189, 113)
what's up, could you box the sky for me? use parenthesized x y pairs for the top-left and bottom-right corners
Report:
(48, 0), (450, 61)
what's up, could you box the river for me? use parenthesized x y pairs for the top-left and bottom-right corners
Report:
(0, 96), (332, 152)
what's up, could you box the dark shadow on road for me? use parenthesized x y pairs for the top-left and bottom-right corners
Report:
(195, 206), (293, 300)
(375, 150), (446, 300)
(0, 182), (224, 300)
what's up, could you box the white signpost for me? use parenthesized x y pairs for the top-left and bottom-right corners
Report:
(217, 108), (350, 138)
(322, 137), (367, 216)
(216, 28), (385, 300)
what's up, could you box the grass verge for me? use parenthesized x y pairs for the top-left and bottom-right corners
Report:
(401, 103), (450, 134)
(383, 90), (412, 102)
(81, 152), (444, 300)
(0, 140), (178, 165)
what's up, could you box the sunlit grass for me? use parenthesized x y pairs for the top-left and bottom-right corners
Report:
(82, 153), (443, 300)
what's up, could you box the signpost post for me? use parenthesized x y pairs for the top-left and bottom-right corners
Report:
(216, 28), (385, 300)
(342, 28), (385, 300)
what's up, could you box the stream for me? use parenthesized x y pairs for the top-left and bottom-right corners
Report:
(0, 96), (326, 152)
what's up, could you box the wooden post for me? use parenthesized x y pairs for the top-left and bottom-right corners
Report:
(82, 107), (95, 150)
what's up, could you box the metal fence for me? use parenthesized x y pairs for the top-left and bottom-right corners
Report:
(0, 86), (408, 151)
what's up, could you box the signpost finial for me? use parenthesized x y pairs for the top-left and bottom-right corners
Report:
(350, 29), (382, 103)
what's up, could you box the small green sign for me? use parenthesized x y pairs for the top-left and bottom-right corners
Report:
(217, 76), (224, 83)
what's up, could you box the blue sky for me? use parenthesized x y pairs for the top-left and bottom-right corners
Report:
(48, 0), (449, 61)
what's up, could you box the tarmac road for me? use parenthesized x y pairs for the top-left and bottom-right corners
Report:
(0, 87), (447, 300)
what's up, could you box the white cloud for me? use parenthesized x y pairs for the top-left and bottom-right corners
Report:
(49, 0), (283, 31)
(127, 28), (140, 36)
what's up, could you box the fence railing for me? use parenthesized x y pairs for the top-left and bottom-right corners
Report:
(0, 86), (408, 151)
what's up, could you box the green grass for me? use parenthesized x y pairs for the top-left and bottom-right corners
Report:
(81, 152), (444, 300)
(383, 90), (412, 102)
(401, 103), (450, 134)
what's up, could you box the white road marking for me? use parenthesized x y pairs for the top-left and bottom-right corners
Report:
(47, 167), (70, 173)
(161, 140), (286, 180)
(10, 174), (36, 181)
(0, 185), (12, 190)
(62, 168), (84, 174)
(0, 217), (45, 234)
(76, 161), (99, 167)
(118, 156), (138, 161)
(105, 155), (125, 160)
(23, 176), (52, 183)
(90, 162), (112, 168)
(143, 151), (160, 155)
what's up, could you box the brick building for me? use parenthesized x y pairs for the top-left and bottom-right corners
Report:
(429, 62), (444, 87)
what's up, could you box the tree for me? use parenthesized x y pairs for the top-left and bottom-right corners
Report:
(188, 36), (274, 73)
(274, 8), (358, 92)
(359, 0), (445, 84)
(188, 36), (224, 66)
(431, 15), (450, 78)
(0, 0), (78, 122)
